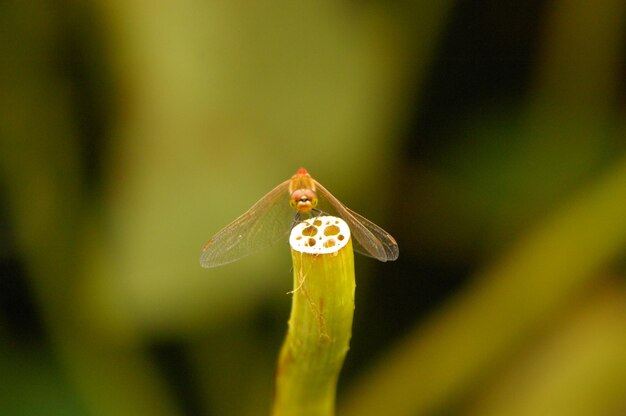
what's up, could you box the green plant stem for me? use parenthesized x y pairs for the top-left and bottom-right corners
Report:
(272, 239), (355, 416)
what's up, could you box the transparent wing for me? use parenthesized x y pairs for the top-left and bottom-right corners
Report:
(200, 180), (294, 268)
(314, 180), (399, 262)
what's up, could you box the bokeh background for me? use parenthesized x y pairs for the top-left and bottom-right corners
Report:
(1, 1), (626, 415)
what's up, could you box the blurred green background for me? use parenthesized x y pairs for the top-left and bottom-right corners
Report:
(1, 1), (626, 415)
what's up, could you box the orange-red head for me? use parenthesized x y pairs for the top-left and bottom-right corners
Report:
(290, 188), (318, 213)
(289, 168), (318, 213)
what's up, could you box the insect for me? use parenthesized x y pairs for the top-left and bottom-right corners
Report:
(200, 168), (399, 268)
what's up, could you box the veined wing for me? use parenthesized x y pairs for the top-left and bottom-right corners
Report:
(200, 180), (293, 268)
(314, 180), (399, 262)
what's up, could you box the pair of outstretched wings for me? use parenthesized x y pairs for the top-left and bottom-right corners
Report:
(199, 179), (399, 268)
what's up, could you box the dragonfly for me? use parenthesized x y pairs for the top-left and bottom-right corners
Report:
(200, 168), (399, 268)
